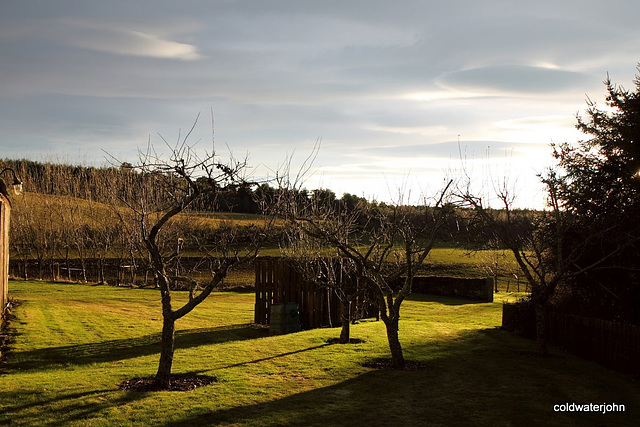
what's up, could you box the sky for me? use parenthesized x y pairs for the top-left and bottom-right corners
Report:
(1, 0), (639, 208)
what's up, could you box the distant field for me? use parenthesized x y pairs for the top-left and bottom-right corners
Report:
(126, 245), (523, 292)
(9, 244), (524, 292)
(176, 210), (282, 229)
(13, 191), (274, 231)
(10, 191), (524, 292)
(1, 281), (637, 426)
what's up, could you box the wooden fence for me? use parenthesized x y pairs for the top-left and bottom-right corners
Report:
(9, 256), (232, 288)
(254, 257), (375, 330)
(0, 194), (9, 316)
(502, 303), (640, 376)
(548, 313), (640, 376)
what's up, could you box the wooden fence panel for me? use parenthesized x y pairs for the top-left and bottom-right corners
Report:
(548, 312), (640, 376)
(504, 305), (640, 376)
(254, 257), (376, 330)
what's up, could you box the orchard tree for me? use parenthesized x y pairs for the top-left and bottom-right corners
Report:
(459, 66), (640, 352)
(459, 179), (561, 355)
(112, 122), (274, 389)
(279, 173), (453, 368)
(282, 206), (370, 345)
(476, 238), (508, 293)
(459, 174), (627, 354)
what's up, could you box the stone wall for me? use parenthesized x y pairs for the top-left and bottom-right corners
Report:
(411, 276), (494, 302)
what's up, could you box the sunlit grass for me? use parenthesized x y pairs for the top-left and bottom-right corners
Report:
(1, 281), (637, 426)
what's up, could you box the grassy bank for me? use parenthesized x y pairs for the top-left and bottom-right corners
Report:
(1, 281), (637, 426)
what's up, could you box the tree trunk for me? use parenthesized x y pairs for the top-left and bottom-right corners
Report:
(65, 247), (71, 281)
(129, 248), (136, 283)
(384, 317), (405, 369)
(339, 299), (351, 344)
(155, 313), (176, 388)
(79, 246), (87, 283)
(535, 304), (549, 356)
(98, 256), (105, 285)
(36, 252), (43, 279)
(22, 255), (28, 281)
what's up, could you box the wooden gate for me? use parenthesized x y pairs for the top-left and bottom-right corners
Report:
(254, 257), (376, 330)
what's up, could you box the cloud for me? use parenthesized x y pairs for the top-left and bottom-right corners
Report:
(438, 65), (594, 95)
(493, 115), (576, 130)
(1, 0), (639, 208)
(361, 140), (549, 161)
(58, 20), (202, 60)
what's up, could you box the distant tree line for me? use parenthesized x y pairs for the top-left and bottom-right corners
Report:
(0, 158), (375, 216)
(0, 157), (522, 249)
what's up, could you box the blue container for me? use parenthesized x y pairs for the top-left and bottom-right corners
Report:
(269, 302), (301, 335)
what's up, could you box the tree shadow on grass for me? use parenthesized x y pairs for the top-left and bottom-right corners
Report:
(0, 388), (151, 426)
(162, 328), (640, 427)
(6, 323), (267, 372)
(220, 343), (333, 370)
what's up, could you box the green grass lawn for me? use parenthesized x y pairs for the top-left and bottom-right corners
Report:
(1, 281), (638, 426)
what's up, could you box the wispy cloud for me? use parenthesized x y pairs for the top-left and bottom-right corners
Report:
(57, 20), (202, 60)
(438, 65), (594, 95)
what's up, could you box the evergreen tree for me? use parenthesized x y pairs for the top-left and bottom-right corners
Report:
(554, 66), (640, 323)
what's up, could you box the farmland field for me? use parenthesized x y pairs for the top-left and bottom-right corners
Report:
(1, 281), (638, 426)
(9, 191), (528, 292)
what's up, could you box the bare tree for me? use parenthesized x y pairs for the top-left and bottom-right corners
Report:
(111, 123), (274, 389)
(475, 238), (508, 293)
(458, 174), (623, 355)
(283, 228), (367, 344)
(278, 176), (453, 368)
